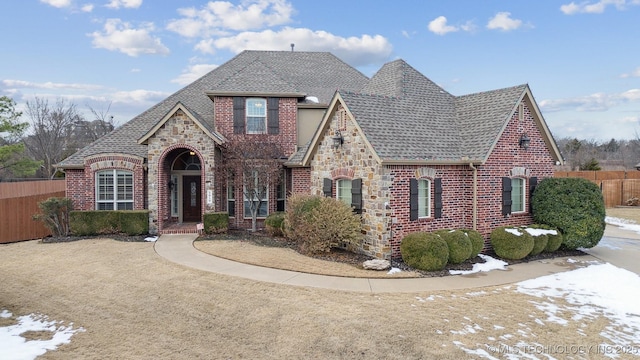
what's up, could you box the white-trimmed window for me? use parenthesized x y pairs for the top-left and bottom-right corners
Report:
(244, 171), (268, 218)
(336, 179), (352, 206)
(171, 175), (179, 217)
(246, 98), (266, 134)
(418, 179), (431, 218)
(227, 178), (235, 217)
(96, 170), (133, 210)
(511, 177), (525, 213)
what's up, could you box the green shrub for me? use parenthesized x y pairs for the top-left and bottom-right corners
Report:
(523, 227), (548, 256)
(528, 224), (563, 253)
(33, 197), (73, 237)
(460, 229), (485, 258)
(69, 210), (149, 236)
(283, 194), (322, 241)
(400, 232), (449, 271)
(437, 230), (472, 264)
(532, 177), (605, 250)
(265, 212), (285, 237)
(203, 212), (228, 234)
(490, 226), (534, 260)
(285, 194), (362, 254)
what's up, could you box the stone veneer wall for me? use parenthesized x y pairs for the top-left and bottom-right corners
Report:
(146, 110), (219, 234)
(65, 154), (145, 212)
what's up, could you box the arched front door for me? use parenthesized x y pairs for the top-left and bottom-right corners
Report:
(182, 175), (201, 222)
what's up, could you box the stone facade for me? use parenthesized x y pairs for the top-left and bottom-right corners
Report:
(145, 109), (218, 234)
(310, 102), (557, 259)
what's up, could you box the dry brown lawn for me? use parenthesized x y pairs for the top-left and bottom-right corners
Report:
(1, 224), (635, 359)
(606, 206), (640, 223)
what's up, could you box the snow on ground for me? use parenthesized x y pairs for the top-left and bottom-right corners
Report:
(449, 254), (508, 275)
(606, 216), (640, 234)
(0, 310), (83, 360)
(452, 259), (640, 359)
(144, 235), (158, 242)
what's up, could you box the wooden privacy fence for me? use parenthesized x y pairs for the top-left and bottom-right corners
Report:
(0, 180), (65, 244)
(554, 171), (640, 208)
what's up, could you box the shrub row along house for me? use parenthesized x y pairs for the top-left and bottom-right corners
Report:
(56, 50), (563, 259)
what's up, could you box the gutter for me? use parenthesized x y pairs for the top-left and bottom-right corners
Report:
(469, 163), (478, 230)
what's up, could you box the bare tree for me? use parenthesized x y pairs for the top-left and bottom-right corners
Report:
(219, 135), (284, 232)
(24, 97), (83, 178)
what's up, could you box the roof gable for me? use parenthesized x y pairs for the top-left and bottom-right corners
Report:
(138, 102), (224, 145)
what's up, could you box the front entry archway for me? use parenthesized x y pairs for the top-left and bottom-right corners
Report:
(167, 149), (203, 224)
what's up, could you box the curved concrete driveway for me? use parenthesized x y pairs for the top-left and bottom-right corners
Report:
(584, 225), (640, 275)
(154, 234), (602, 293)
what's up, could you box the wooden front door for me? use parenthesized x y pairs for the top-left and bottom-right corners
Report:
(183, 176), (201, 222)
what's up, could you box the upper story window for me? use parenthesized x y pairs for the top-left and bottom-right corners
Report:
(233, 97), (279, 135)
(246, 98), (267, 134)
(96, 169), (133, 210)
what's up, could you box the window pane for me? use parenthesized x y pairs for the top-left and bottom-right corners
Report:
(97, 202), (113, 210)
(511, 178), (524, 212)
(117, 202), (133, 210)
(246, 98), (266, 134)
(337, 179), (352, 205)
(244, 200), (267, 217)
(418, 179), (430, 217)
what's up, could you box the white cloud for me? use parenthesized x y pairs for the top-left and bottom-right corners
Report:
(428, 16), (458, 35)
(105, 0), (142, 9)
(486, 12), (523, 31)
(171, 64), (219, 86)
(81, 3), (94, 12)
(560, 0), (634, 14)
(209, 27), (392, 67)
(1, 79), (103, 91)
(40, 0), (72, 8)
(620, 67), (640, 78)
(88, 18), (170, 57)
(540, 88), (640, 112)
(166, 0), (294, 38)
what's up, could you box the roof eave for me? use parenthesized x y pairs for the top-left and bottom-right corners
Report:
(206, 91), (307, 98)
(381, 159), (483, 166)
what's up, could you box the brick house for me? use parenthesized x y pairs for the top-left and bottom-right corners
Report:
(292, 59), (562, 258)
(56, 51), (562, 259)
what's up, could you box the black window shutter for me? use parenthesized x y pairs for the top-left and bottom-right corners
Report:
(502, 177), (512, 216)
(410, 178), (418, 221)
(233, 97), (245, 134)
(323, 178), (333, 197)
(434, 178), (443, 219)
(267, 97), (279, 134)
(529, 176), (538, 213)
(351, 178), (362, 214)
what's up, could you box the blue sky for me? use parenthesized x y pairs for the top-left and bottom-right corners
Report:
(1, 0), (639, 142)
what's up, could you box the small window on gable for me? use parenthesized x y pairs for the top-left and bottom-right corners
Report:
(246, 98), (267, 134)
(336, 179), (352, 206)
(511, 177), (525, 213)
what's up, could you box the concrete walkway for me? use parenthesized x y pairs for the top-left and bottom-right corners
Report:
(152, 230), (633, 293)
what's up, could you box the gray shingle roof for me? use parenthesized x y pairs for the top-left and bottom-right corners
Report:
(338, 59), (527, 163)
(57, 50), (369, 168)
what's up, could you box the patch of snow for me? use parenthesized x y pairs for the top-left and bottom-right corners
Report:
(524, 227), (557, 237)
(595, 237), (622, 250)
(0, 311), (84, 360)
(466, 291), (487, 297)
(505, 228), (523, 236)
(606, 216), (640, 234)
(387, 267), (401, 275)
(144, 236), (158, 242)
(449, 254), (508, 275)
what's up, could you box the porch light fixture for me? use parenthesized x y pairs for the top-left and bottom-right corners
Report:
(519, 133), (531, 150)
(168, 179), (175, 190)
(189, 151), (196, 156)
(332, 129), (344, 150)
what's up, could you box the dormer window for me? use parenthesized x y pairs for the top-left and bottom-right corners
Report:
(246, 98), (267, 134)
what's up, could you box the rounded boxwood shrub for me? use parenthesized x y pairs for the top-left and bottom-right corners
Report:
(532, 177), (605, 250)
(490, 226), (534, 260)
(265, 211), (285, 237)
(523, 227), (549, 256)
(400, 232), (449, 271)
(460, 229), (484, 258)
(528, 224), (563, 253)
(437, 230), (472, 264)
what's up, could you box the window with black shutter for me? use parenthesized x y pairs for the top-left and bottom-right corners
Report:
(410, 178), (419, 221)
(502, 177), (512, 216)
(529, 176), (538, 213)
(433, 178), (442, 219)
(233, 97), (245, 134)
(351, 178), (362, 214)
(267, 97), (279, 134)
(323, 178), (333, 197)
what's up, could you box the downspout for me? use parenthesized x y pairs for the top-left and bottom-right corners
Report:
(469, 163), (478, 231)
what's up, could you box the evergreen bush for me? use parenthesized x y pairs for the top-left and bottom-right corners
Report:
(203, 212), (229, 234)
(437, 230), (472, 264)
(528, 224), (563, 253)
(460, 229), (485, 258)
(532, 177), (605, 250)
(265, 212), (285, 237)
(490, 226), (534, 260)
(33, 197), (73, 237)
(400, 232), (449, 271)
(523, 227), (549, 256)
